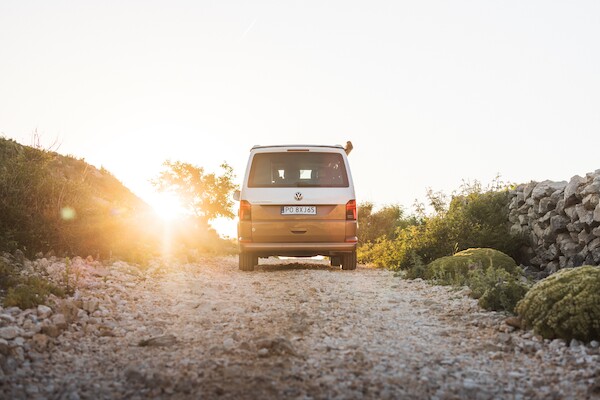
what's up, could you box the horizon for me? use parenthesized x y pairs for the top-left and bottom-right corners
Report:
(2, 1), (599, 238)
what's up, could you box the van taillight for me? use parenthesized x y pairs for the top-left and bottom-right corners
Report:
(239, 200), (252, 221)
(346, 200), (357, 220)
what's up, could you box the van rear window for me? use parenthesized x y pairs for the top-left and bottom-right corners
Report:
(248, 152), (349, 188)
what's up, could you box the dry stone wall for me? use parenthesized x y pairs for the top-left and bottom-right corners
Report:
(508, 170), (600, 272)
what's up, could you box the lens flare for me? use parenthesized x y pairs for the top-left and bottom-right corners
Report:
(60, 207), (76, 220)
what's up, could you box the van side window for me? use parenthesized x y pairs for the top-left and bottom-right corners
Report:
(248, 152), (349, 188)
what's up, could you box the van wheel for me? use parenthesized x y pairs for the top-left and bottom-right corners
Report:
(330, 256), (341, 267)
(341, 251), (357, 270)
(239, 252), (256, 271)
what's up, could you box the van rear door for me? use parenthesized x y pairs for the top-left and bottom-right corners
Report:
(244, 150), (353, 243)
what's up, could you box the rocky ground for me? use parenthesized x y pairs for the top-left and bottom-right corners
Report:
(1, 256), (599, 399)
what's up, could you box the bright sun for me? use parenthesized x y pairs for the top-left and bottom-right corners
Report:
(149, 192), (186, 221)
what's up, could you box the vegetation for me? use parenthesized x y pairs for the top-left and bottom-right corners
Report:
(410, 248), (520, 285)
(357, 202), (416, 244)
(405, 248), (529, 313)
(1, 258), (64, 309)
(358, 179), (525, 271)
(0, 136), (154, 260)
(152, 160), (237, 225)
(0, 137), (237, 263)
(516, 266), (600, 342)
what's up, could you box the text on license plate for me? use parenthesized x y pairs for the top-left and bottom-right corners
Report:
(281, 206), (317, 215)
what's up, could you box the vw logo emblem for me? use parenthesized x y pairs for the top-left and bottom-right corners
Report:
(294, 192), (303, 201)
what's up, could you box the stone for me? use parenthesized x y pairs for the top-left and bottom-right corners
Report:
(567, 222), (585, 233)
(13, 249), (26, 265)
(31, 334), (50, 352)
(51, 314), (67, 330)
(42, 324), (62, 338)
(583, 194), (600, 210)
(505, 317), (522, 329)
(81, 300), (99, 314)
(578, 231), (594, 247)
(560, 241), (581, 257)
(592, 247), (600, 263)
(0, 326), (21, 340)
(523, 182), (537, 200)
(138, 334), (177, 347)
(37, 305), (53, 319)
(588, 238), (600, 251)
(223, 338), (235, 351)
(550, 215), (569, 232)
(576, 204), (594, 225)
(594, 226), (600, 237)
(564, 206), (577, 221)
(542, 227), (557, 244)
(0, 338), (10, 355)
(555, 199), (566, 216)
(581, 179), (600, 196)
(538, 197), (555, 214)
(532, 222), (545, 239)
(0, 313), (16, 324)
(255, 337), (297, 356)
(564, 175), (586, 207)
(595, 203), (600, 223)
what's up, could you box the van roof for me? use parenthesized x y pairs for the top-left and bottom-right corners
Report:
(250, 144), (345, 151)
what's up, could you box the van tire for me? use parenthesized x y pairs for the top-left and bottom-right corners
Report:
(330, 256), (342, 267)
(239, 252), (256, 271)
(341, 251), (357, 270)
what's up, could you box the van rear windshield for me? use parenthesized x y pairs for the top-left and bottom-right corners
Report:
(248, 152), (349, 188)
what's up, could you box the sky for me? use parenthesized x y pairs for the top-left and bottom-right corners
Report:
(1, 1), (599, 237)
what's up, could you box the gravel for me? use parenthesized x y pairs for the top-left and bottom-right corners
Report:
(1, 256), (599, 399)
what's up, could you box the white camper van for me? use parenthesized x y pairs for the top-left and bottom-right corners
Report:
(234, 144), (357, 271)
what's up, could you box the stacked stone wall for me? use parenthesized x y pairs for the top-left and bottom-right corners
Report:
(508, 170), (600, 272)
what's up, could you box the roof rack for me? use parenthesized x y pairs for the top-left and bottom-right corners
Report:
(251, 144), (344, 150)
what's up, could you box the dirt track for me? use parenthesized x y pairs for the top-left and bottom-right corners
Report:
(2, 256), (599, 399)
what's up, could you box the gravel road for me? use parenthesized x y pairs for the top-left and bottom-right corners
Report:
(1, 256), (599, 399)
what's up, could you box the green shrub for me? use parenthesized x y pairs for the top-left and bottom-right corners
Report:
(405, 248), (528, 313)
(358, 202), (414, 244)
(357, 181), (525, 271)
(468, 267), (529, 312)
(2, 276), (64, 309)
(516, 266), (600, 342)
(0, 259), (19, 291)
(420, 248), (520, 286)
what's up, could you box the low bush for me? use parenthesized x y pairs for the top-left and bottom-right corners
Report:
(3, 277), (64, 309)
(468, 267), (529, 313)
(416, 248), (520, 286)
(405, 248), (529, 313)
(357, 180), (525, 271)
(0, 259), (64, 309)
(516, 266), (600, 342)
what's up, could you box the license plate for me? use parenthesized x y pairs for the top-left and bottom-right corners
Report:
(281, 206), (317, 215)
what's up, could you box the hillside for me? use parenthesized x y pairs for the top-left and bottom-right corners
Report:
(0, 137), (154, 261)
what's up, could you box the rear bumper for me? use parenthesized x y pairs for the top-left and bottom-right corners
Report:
(239, 241), (357, 257)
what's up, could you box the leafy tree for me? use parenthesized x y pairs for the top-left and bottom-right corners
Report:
(357, 202), (413, 244)
(152, 161), (237, 224)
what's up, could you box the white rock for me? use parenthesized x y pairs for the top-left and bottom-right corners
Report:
(0, 326), (21, 340)
(51, 314), (67, 329)
(223, 338), (235, 351)
(37, 305), (53, 319)
(257, 348), (269, 357)
(0, 313), (16, 324)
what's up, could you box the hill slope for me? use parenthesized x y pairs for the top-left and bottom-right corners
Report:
(0, 137), (154, 260)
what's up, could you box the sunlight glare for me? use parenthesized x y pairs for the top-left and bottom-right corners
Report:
(150, 192), (186, 222)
